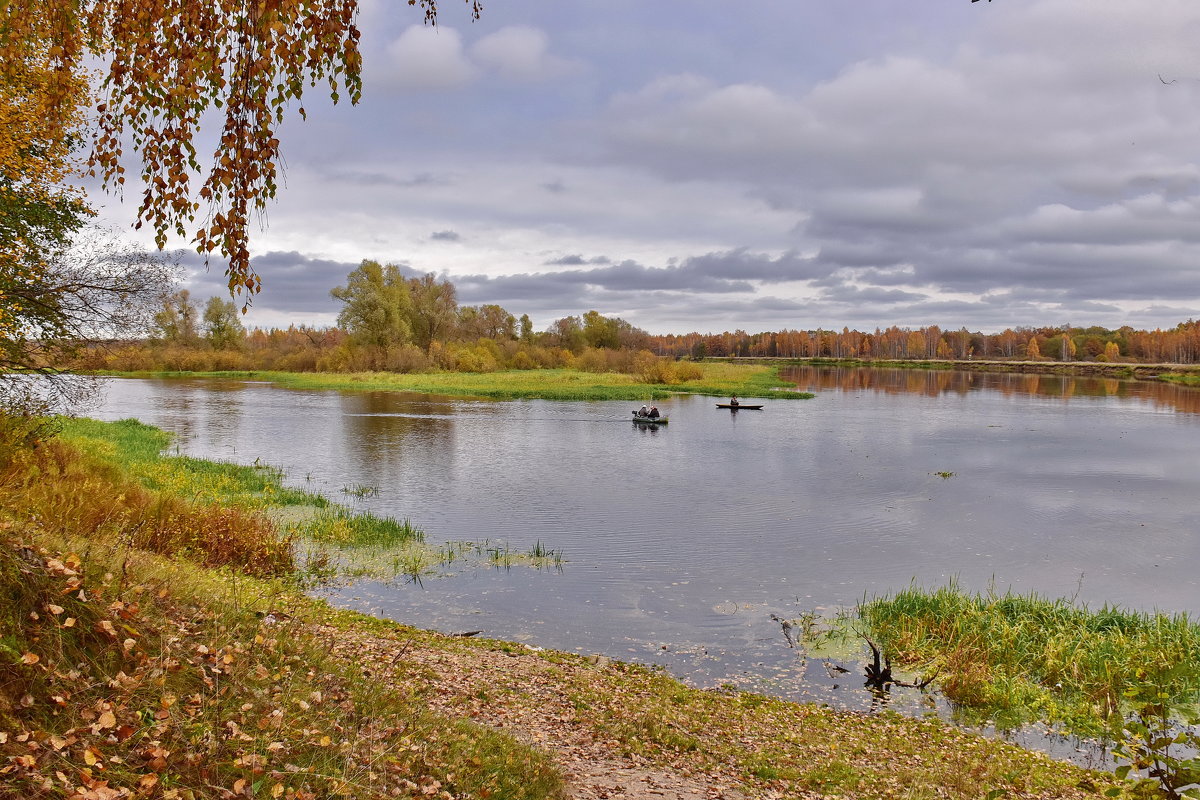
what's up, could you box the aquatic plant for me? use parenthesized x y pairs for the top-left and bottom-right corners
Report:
(862, 583), (1200, 730)
(861, 583), (1200, 793)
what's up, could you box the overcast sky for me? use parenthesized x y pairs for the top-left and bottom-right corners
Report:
(96, 0), (1200, 334)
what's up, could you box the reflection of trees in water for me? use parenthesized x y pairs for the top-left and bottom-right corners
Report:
(199, 382), (245, 444)
(779, 366), (1200, 414)
(155, 380), (250, 453)
(156, 382), (197, 444)
(337, 391), (455, 480)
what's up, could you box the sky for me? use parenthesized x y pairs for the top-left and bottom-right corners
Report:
(94, 0), (1200, 335)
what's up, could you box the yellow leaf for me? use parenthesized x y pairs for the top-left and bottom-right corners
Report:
(20, 652), (39, 665)
(97, 710), (116, 729)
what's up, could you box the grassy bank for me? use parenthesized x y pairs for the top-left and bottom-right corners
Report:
(103, 364), (814, 401)
(1159, 372), (1200, 387)
(0, 420), (1127, 798)
(861, 584), (1200, 749)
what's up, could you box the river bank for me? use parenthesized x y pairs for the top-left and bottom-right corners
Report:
(0, 417), (1125, 798)
(708, 356), (1200, 381)
(97, 363), (814, 402)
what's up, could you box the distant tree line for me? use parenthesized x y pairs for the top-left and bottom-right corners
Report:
(83, 260), (704, 384)
(80, 260), (1200, 377)
(649, 323), (1200, 365)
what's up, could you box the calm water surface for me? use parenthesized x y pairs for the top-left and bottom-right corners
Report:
(92, 368), (1200, 755)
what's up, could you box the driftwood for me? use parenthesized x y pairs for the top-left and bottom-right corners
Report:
(768, 614), (796, 648)
(863, 636), (937, 689)
(769, 614), (937, 690)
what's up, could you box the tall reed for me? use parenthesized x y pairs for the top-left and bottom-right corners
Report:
(861, 582), (1200, 735)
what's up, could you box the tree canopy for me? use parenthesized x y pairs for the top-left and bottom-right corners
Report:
(0, 0), (480, 301)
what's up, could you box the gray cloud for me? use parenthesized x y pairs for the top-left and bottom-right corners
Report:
(138, 1), (1200, 334)
(181, 251), (359, 315)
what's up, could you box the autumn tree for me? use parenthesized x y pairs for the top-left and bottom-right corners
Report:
(407, 273), (458, 353)
(1, 229), (175, 412)
(330, 260), (412, 349)
(0, 36), (93, 362)
(202, 296), (247, 350)
(154, 290), (200, 344)
(0, 0), (481, 302)
(457, 304), (516, 341)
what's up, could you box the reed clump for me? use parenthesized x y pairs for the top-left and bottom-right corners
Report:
(861, 583), (1200, 735)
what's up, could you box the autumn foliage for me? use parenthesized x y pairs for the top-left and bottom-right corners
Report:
(0, 0), (480, 302)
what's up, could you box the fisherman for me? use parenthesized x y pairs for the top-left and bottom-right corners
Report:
(730, 395), (739, 407)
(648, 406), (660, 419)
(639, 404), (649, 416)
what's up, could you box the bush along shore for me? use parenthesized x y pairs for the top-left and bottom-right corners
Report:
(0, 416), (1133, 799)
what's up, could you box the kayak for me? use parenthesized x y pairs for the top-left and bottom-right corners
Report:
(632, 413), (668, 424)
(716, 403), (763, 410)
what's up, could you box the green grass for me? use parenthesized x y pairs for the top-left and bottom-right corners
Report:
(1159, 372), (1200, 386)
(860, 583), (1200, 736)
(60, 416), (319, 509)
(105, 365), (815, 401)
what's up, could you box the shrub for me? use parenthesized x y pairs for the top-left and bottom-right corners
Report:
(0, 439), (294, 577)
(632, 350), (677, 384)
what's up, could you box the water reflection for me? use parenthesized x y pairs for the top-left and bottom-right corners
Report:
(781, 365), (1200, 412)
(338, 392), (458, 485)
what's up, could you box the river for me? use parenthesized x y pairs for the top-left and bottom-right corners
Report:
(91, 367), (1200, 758)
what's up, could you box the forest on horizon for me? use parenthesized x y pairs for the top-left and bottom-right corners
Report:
(74, 262), (1200, 378)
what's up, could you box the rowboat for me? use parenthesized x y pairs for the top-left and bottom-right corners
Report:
(632, 413), (668, 424)
(716, 403), (763, 410)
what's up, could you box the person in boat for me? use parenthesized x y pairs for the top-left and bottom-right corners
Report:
(638, 405), (649, 416)
(648, 406), (660, 419)
(730, 395), (739, 407)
